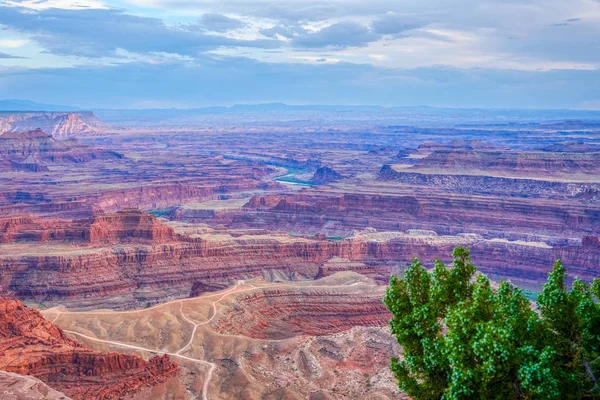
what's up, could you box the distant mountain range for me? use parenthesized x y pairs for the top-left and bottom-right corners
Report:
(3, 99), (600, 127)
(92, 103), (600, 127)
(0, 99), (79, 112)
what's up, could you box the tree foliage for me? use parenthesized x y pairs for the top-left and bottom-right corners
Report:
(384, 247), (600, 399)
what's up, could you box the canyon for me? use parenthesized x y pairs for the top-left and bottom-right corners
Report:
(0, 297), (179, 399)
(0, 109), (599, 398)
(40, 273), (404, 400)
(0, 112), (106, 137)
(0, 129), (122, 172)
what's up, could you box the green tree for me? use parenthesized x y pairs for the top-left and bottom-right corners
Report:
(384, 247), (600, 400)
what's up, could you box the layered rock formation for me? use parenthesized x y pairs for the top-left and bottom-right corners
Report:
(0, 209), (598, 309)
(169, 199), (250, 224)
(214, 287), (389, 339)
(410, 150), (600, 176)
(310, 167), (344, 184)
(415, 140), (502, 154)
(86, 209), (175, 244)
(0, 298), (178, 400)
(0, 112), (107, 137)
(1, 107), (599, 399)
(0, 371), (71, 400)
(378, 164), (600, 200)
(239, 192), (600, 242)
(0, 215), (75, 243)
(47, 274), (403, 400)
(0, 129), (122, 172)
(0, 209), (172, 244)
(0, 137), (278, 219)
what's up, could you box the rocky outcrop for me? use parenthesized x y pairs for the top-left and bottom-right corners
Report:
(243, 195), (284, 209)
(409, 150), (600, 176)
(0, 370), (71, 400)
(86, 209), (175, 244)
(240, 192), (600, 245)
(0, 129), (122, 171)
(169, 199), (250, 225)
(0, 209), (173, 245)
(241, 191), (600, 241)
(0, 180), (275, 221)
(378, 165), (600, 200)
(310, 167), (343, 184)
(0, 112), (107, 137)
(416, 140), (502, 154)
(582, 235), (600, 248)
(213, 287), (389, 339)
(0, 298), (178, 400)
(1, 210), (599, 309)
(380, 147), (600, 200)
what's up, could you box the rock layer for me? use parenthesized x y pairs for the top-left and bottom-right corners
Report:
(310, 167), (343, 184)
(0, 298), (178, 400)
(0, 209), (173, 244)
(214, 287), (389, 339)
(412, 150), (600, 175)
(0, 112), (106, 137)
(239, 192), (600, 241)
(1, 210), (599, 309)
(0, 129), (121, 172)
(0, 371), (71, 400)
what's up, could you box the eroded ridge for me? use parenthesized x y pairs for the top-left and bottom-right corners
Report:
(213, 286), (389, 339)
(0, 298), (179, 400)
(44, 274), (402, 399)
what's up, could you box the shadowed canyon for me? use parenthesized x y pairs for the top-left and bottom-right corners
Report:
(0, 108), (599, 399)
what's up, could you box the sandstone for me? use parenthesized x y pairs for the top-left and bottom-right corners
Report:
(0, 209), (598, 309)
(239, 191), (600, 242)
(310, 167), (344, 184)
(0, 298), (178, 400)
(416, 140), (503, 154)
(378, 164), (600, 200)
(0, 370), (71, 400)
(0, 209), (173, 245)
(410, 149), (600, 176)
(0, 112), (107, 137)
(0, 129), (122, 172)
(86, 208), (175, 244)
(213, 287), (389, 339)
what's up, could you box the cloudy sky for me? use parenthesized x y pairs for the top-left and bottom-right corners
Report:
(0, 0), (599, 109)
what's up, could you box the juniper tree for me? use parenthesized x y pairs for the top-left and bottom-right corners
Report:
(384, 247), (600, 400)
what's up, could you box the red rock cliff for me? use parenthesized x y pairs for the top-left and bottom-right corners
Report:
(0, 298), (179, 400)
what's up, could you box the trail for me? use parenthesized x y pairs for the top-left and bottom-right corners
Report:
(50, 282), (252, 400)
(45, 279), (367, 399)
(51, 281), (278, 400)
(44, 281), (250, 316)
(176, 285), (253, 355)
(64, 329), (214, 400)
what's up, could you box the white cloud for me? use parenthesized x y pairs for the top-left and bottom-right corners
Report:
(0, 0), (106, 9)
(0, 0), (599, 108)
(0, 39), (29, 48)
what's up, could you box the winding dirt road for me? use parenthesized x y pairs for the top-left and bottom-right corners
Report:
(44, 279), (367, 399)
(47, 281), (260, 400)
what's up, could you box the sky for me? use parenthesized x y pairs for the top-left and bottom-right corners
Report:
(0, 0), (599, 109)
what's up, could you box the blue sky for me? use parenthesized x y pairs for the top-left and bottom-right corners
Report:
(0, 0), (599, 109)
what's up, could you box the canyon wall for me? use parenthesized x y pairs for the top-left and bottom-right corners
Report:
(411, 150), (600, 175)
(214, 287), (390, 339)
(0, 298), (178, 399)
(239, 192), (600, 242)
(0, 112), (107, 137)
(0, 129), (121, 172)
(0, 210), (598, 309)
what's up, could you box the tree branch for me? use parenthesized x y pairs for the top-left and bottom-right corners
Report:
(583, 355), (598, 390)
